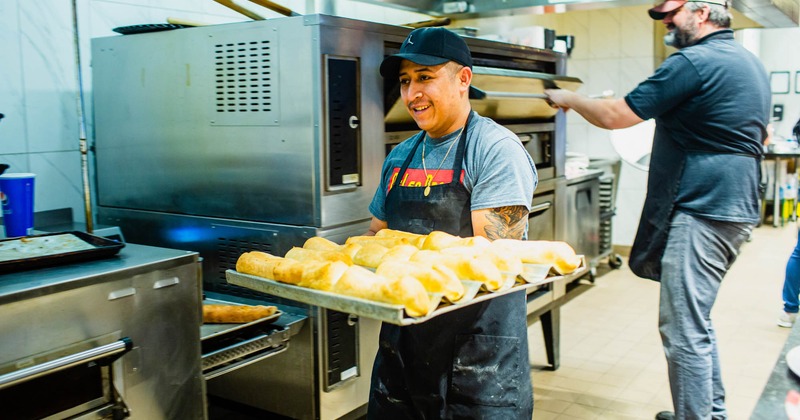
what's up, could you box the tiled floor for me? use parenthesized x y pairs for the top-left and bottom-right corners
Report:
(528, 221), (798, 419)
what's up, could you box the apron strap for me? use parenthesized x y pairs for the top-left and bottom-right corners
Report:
(390, 131), (426, 192)
(449, 111), (473, 185)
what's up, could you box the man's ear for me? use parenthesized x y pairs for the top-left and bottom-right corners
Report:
(460, 66), (473, 93)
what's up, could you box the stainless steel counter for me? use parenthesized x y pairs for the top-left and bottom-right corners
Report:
(0, 243), (197, 304)
(0, 243), (206, 419)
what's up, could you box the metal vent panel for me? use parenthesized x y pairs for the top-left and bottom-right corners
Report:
(209, 30), (280, 126)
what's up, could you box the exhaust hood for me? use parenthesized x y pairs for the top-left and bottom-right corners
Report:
(354, 0), (798, 28)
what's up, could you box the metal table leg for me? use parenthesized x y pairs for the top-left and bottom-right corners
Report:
(541, 308), (560, 370)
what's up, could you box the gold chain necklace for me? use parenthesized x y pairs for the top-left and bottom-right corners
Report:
(421, 126), (464, 197)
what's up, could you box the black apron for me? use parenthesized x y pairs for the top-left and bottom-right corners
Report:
(629, 135), (760, 280)
(367, 114), (533, 419)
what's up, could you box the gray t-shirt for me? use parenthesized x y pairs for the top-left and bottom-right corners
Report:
(369, 111), (538, 221)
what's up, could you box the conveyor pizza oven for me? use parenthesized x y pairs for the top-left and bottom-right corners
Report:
(92, 14), (577, 419)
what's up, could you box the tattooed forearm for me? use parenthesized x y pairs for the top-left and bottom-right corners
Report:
(482, 205), (528, 240)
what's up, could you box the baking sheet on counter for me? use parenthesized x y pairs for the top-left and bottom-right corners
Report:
(225, 265), (584, 326)
(0, 231), (125, 273)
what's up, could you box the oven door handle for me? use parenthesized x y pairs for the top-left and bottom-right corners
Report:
(0, 337), (133, 391)
(529, 201), (552, 217)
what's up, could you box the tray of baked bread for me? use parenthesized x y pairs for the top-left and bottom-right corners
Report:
(226, 229), (585, 326)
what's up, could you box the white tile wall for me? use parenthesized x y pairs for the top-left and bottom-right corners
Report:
(0, 0), (27, 156)
(0, 0), (425, 230)
(459, 5), (655, 246)
(745, 27), (800, 140)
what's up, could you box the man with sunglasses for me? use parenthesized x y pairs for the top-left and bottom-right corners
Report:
(545, 1), (770, 419)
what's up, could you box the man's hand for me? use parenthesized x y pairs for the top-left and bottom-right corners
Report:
(544, 89), (642, 130)
(366, 217), (388, 236)
(544, 89), (575, 112)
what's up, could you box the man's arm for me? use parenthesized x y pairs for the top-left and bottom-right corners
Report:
(544, 90), (643, 130)
(472, 206), (529, 240)
(366, 217), (388, 236)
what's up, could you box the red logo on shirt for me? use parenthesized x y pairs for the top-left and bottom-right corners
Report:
(387, 168), (465, 193)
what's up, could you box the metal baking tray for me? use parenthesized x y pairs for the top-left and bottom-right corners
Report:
(200, 299), (282, 340)
(0, 231), (125, 273)
(226, 270), (558, 326)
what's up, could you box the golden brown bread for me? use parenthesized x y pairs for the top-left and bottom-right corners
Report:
(285, 247), (353, 265)
(376, 260), (465, 301)
(440, 246), (523, 276)
(298, 260), (349, 290)
(421, 231), (460, 250)
(302, 236), (341, 251)
(352, 243), (390, 268)
(379, 244), (420, 265)
(346, 235), (412, 249)
(375, 228), (427, 248)
(340, 243), (363, 259)
(490, 239), (581, 274)
(203, 304), (277, 324)
(333, 265), (431, 317)
(236, 251), (282, 280)
(272, 258), (305, 284)
(409, 250), (503, 290)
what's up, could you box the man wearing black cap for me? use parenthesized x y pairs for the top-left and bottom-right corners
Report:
(366, 27), (536, 418)
(545, 1), (769, 419)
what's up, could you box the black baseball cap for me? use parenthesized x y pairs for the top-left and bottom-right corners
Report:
(380, 27), (473, 78)
(648, 0), (728, 19)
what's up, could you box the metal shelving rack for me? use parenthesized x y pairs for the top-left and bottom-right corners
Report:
(591, 159), (623, 269)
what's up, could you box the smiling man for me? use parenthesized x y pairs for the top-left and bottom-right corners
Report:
(545, 1), (770, 419)
(365, 27), (537, 419)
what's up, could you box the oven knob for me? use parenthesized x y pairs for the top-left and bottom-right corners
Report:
(348, 115), (359, 129)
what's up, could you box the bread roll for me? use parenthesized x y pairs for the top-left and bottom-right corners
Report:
(303, 236), (341, 251)
(333, 265), (384, 300)
(333, 266), (431, 317)
(375, 228), (427, 248)
(272, 258), (305, 284)
(383, 276), (431, 317)
(410, 250), (502, 290)
(346, 235), (412, 249)
(340, 243), (363, 259)
(452, 235), (492, 249)
(285, 247), (353, 265)
(421, 231), (460, 250)
(236, 251), (282, 280)
(203, 304), (277, 324)
(379, 244), (419, 264)
(298, 260), (349, 291)
(353, 243), (389, 268)
(376, 260), (465, 301)
(491, 239), (581, 274)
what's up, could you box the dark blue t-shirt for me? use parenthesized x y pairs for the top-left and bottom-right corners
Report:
(625, 30), (770, 223)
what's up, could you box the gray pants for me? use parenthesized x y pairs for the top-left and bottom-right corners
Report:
(659, 211), (752, 420)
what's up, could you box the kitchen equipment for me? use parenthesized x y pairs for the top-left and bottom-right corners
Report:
(0, 243), (205, 419)
(112, 23), (188, 35)
(0, 231), (124, 273)
(91, 14), (580, 418)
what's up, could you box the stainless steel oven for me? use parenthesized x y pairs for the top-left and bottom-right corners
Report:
(91, 14), (578, 419)
(0, 244), (205, 420)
